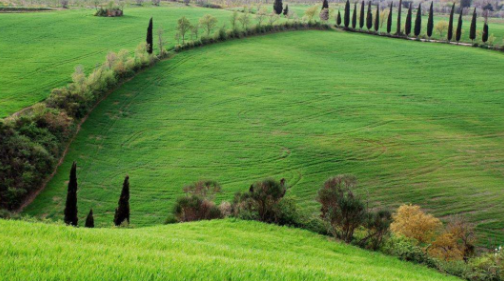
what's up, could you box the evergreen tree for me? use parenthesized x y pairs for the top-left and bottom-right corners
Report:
(447, 3), (455, 41)
(405, 3), (412, 36)
(64, 161), (78, 226)
(360, 0), (365, 29)
(283, 4), (289, 16)
(469, 8), (477, 42)
(85, 209), (94, 228)
(273, 0), (283, 15)
(427, 2), (434, 39)
(387, 2), (393, 34)
(322, 0), (329, 9)
(482, 21), (489, 43)
(146, 17), (153, 54)
(396, 0), (403, 34)
(414, 3), (422, 37)
(352, 2), (357, 29)
(344, 0), (350, 28)
(114, 176), (130, 226)
(456, 8), (463, 43)
(337, 9), (342, 26)
(374, 3), (379, 32)
(366, 1), (373, 30)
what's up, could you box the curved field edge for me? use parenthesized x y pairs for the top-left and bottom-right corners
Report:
(0, 219), (461, 281)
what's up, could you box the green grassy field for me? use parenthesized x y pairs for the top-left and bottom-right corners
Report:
(24, 30), (504, 242)
(0, 219), (461, 281)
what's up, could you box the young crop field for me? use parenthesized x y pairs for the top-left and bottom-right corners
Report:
(0, 219), (461, 281)
(23, 30), (504, 243)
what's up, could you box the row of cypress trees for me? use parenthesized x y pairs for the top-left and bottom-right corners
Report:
(63, 162), (130, 228)
(336, 0), (490, 43)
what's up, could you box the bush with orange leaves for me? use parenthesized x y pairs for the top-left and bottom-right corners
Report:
(429, 217), (476, 262)
(391, 204), (442, 244)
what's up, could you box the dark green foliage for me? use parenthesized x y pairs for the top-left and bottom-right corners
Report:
(359, 0), (365, 29)
(414, 3), (422, 37)
(366, 1), (372, 31)
(387, 2), (393, 34)
(396, 0), (403, 34)
(427, 2), (434, 39)
(456, 9), (463, 42)
(322, 0), (329, 9)
(360, 210), (393, 249)
(85, 209), (94, 228)
(114, 176), (130, 226)
(405, 3), (412, 36)
(470, 8), (477, 42)
(460, 0), (471, 8)
(273, 0), (283, 15)
(447, 3), (455, 41)
(283, 4), (288, 16)
(374, 3), (379, 32)
(337, 10), (342, 26)
(352, 3), (357, 29)
(344, 0), (350, 28)
(482, 21), (488, 43)
(146, 17), (153, 54)
(173, 180), (222, 222)
(64, 161), (78, 226)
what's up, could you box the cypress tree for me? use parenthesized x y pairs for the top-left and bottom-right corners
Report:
(366, 1), (373, 31)
(146, 17), (153, 54)
(396, 0), (403, 34)
(273, 0), (283, 15)
(322, 0), (329, 9)
(414, 3), (422, 37)
(456, 8), (463, 43)
(405, 3), (412, 36)
(482, 21), (489, 43)
(427, 2), (434, 39)
(387, 2), (393, 34)
(374, 3), (379, 32)
(114, 176), (130, 226)
(344, 0), (350, 28)
(469, 8), (477, 43)
(283, 4), (289, 16)
(337, 9), (342, 26)
(352, 2), (357, 29)
(360, 0), (365, 29)
(447, 3), (455, 42)
(64, 161), (78, 226)
(85, 209), (94, 228)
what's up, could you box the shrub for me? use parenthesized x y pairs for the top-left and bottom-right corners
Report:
(391, 204), (441, 243)
(172, 180), (222, 222)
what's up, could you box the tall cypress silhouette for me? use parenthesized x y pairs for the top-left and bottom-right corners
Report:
(360, 0), (365, 29)
(374, 3), (379, 32)
(405, 3), (412, 36)
(469, 8), (477, 43)
(366, 1), (373, 30)
(482, 21), (489, 43)
(64, 161), (78, 226)
(337, 9), (342, 26)
(344, 0), (350, 28)
(427, 2), (434, 39)
(456, 8), (463, 43)
(447, 3), (455, 41)
(396, 0), (403, 34)
(146, 17), (153, 54)
(387, 2), (393, 34)
(114, 176), (130, 226)
(414, 3), (422, 37)
(352, 2), (357, 29)
(322, 0), (329, 9)
(273, 0), (283, 15)
(85, 209), (94, 228)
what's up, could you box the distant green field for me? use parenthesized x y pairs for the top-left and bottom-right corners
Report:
(25, 30), (504, 242)
(0, 219), (461, 281)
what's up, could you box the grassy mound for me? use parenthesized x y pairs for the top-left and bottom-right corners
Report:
(0, 219), (461, 281)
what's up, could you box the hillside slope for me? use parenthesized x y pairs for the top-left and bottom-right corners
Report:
(0, 219), (460, 281)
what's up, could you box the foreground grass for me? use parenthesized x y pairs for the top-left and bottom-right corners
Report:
(25, 30), (504, 243)
(0, 219), (461, 281)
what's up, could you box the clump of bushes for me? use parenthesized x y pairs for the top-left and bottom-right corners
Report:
(95, 1), (123, 17)
(173, 181), (223, 222)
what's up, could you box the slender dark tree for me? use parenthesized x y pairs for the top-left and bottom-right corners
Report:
(322, 0), (329, 9)
(405, 3), (412, 36)
(396, 0), (403, 34)
(114, 176), (130, 226)
(64, 161), (78, 226)
(273, 0), (283, 15)
(469, 8), (477, 43)
(427, 2), (434, 39)
(283, 4), (289, 16)
(447, 3), (455, 41)
(146, 17), (153, 54)
(456, 8), (463, 43)
(344, 0), (350, 28)
(374, 3), (379, 32)
(352, 2), (357, 29)
(482, 20), (489, 43)
(337, 9), (342, 26)
(366, 1), (373, 30)
(387, 2), (393, 34)
(414, 3), (422, 37)
(85, 209), (94, 228)
(360, 0), (365, 29)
